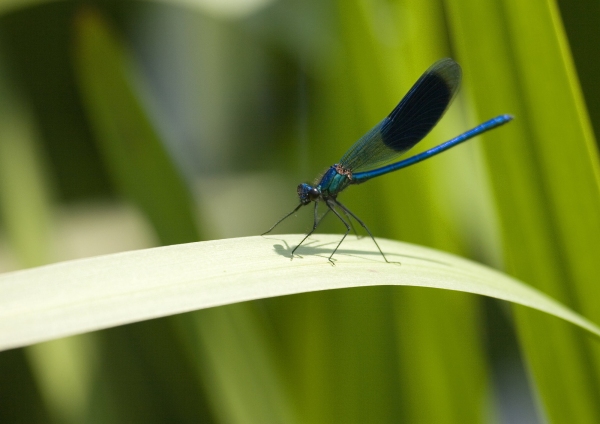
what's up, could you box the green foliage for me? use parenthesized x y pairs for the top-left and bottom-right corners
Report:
(0, 0), (599, 423)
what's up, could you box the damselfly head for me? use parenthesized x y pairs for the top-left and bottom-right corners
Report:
(297, 183), (320, 205)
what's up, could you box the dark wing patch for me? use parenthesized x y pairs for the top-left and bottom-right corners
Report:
(339, 58), (461, 172)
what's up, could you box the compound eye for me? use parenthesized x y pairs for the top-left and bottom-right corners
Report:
(309, 188), (320, 201)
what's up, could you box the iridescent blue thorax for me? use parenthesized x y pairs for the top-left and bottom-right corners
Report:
(297, 165), (353, 204)
(319, 164), (353, 196)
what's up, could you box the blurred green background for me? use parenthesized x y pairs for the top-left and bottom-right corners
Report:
(1, 0), (599, 422)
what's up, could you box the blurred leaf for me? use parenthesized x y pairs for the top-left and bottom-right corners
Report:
(25, 335), (98, 424)
(557, 0), (600, 139)
(74, 7), (200, 245)
(176, 303), (298, 424)
(0, 0), (276, 19)
(0, 43), (93, 424)
(0, 0), (55, 16)
(0, 348), (50, 424)
(1, 234), (599, 352)
(88, 317), (215, 423)
(446, 0), (600, 420)
(72, 11), (212, 423)
(0, 57), (53, 268)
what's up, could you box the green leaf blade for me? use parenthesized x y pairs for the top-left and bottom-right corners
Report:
(1, 235), (598, 353)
